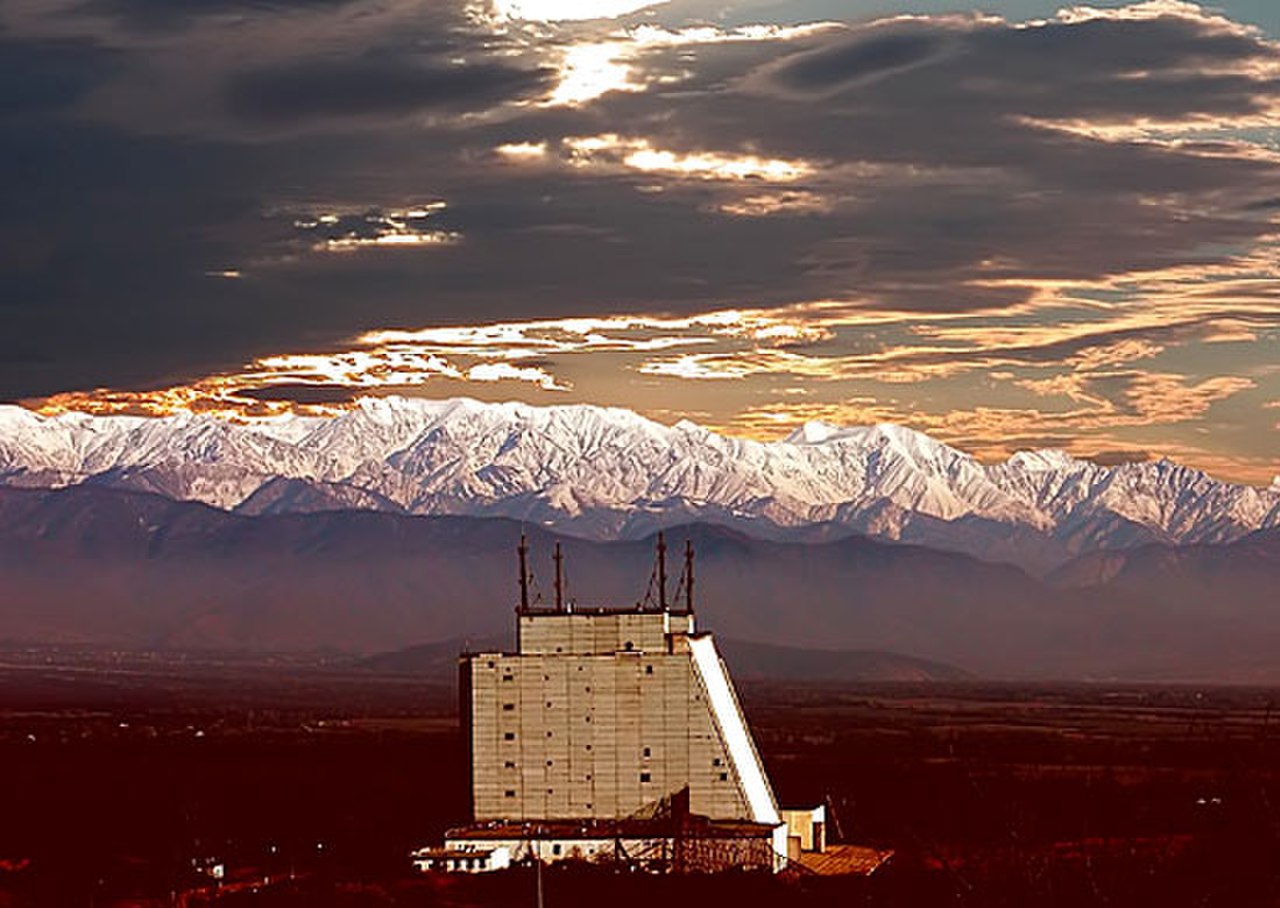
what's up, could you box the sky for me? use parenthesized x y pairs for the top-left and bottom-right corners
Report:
(1, 0), (1278, 484)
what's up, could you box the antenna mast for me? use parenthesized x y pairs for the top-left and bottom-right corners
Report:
(553, 542), (564, 612)
(684, 539), (695, 614)
(518, 534), (530, 613)
(657, 532), (668, 612)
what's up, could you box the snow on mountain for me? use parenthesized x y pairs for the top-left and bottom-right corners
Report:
(1, 396), (1277, 570)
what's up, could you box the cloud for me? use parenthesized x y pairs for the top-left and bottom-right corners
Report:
(771, 29), (948, 91)
(74, 0), (359, 33)
(0, 38), (119, 115)
(2, 0), (1279, 484)
(226, 56), (554, 123)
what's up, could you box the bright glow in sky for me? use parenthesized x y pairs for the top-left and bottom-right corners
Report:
(488, 0), (665, 22)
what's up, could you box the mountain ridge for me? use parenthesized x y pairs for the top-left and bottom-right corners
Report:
(3, 397), (1277, 573)
(2, 484), (1280, 681)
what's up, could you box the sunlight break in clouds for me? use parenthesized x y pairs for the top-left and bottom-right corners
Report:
(486, 0), (665, 23)
(562, 135), (813, 181)
(543, 22), (839, 106)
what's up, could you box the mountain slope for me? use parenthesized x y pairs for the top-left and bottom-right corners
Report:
(3, 397), (1277, 572)
(3, 485), (1280, 680)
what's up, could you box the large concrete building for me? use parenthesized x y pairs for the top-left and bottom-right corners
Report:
(425, 536), (832, 874)
(464, 607), (778, 825)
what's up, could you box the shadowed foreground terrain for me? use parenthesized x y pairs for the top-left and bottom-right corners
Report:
(2, 650), (1280, 906)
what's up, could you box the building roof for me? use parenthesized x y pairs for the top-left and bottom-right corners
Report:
(411, 847), (501, 859)
(792, 845), (894, 876)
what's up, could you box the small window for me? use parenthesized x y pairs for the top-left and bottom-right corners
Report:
(552, 844), (562, 855)
(643, 747), (651, 758)
(719, 772), (729, 782)
(555, 647), (562, 653)
(624, 641), (634, 651)
(546, 701), (553, 708)
(585, 744), (592, 751)
(502, 703), (514, 711)
(505, 790), (516, 798)
(585, 773), (592, 781)
(645, 665), (653, 675)
(502, 675), (514, 682)
(640, 772), (651, 783)
(546, 731), (553, 738)
(546, 759), (554, 767)
(712, 758), (722, 767)
(504, 732), (515, 741)
(487, 661), (495, 668)
(547, 788), (554, 795)
(504, 760), (516, 769)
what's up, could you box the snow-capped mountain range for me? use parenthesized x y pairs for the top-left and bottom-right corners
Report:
(1, 396), (1277, 572)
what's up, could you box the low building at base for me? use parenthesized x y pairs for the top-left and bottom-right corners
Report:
(410, 845), (511, 874)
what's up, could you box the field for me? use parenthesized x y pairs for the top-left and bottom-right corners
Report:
(2, 648), (1280, 906)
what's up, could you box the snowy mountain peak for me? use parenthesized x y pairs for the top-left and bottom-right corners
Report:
(0, 397), (1276, 571)
(1005, 449), (1081, 473)
(786, 420), (843, 445)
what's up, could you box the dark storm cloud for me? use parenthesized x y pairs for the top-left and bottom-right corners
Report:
(73, 0), (358, 33)
(1085, 449), (1154, 467)
(772, 30), (948, 89)
(562, 7), (1280, 312)
(234, 383), (362, 404)
(0, 38), (119, 115)
(226, 56), (555, 123)
(1, 1), (1279, 401)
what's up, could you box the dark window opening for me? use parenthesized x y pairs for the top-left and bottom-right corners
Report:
(640, 772), (651, 783)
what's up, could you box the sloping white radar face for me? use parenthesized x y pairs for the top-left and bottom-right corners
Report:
(689, 636), (780, 825)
